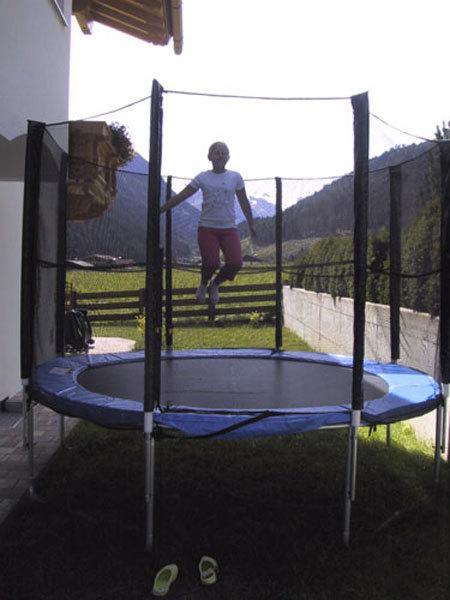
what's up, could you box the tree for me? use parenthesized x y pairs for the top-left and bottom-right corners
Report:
(435, 120), (450, 140)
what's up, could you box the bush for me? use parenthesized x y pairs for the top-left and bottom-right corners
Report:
(292, 197), (440, 315)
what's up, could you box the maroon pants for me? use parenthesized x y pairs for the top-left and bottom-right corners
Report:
(198, 227), (243, 284)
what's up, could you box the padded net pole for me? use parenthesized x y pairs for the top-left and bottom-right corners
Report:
(437, 141), (450, 469)
(275, 177), (283, 350)
(21, 121), (45, 381)
(165, 176), (174, 351)
(351, 92), (369, 410)
(56, 152), (69, 356)
(145, 79), (164, 412)
(144, 79), (164, 551)
(343, 93), (369, 546)
(389, 164), (402, 362)
(439, 141), (450, 384)
(20, 121), (45, 449)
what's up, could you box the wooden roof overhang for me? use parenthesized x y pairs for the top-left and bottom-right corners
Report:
(72, 0), (183, 54)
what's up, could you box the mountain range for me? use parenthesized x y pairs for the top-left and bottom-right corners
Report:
(67, 142), (438, 264)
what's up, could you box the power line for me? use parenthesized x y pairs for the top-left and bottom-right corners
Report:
(164, 88), (351, 101)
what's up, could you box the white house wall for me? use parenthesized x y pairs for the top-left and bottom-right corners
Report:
(0, 0), (72, 400)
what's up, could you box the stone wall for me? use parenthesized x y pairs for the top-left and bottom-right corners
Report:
(283, 286), (447, 457)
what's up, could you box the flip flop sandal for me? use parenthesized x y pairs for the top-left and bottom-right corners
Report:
(152, 564), (178, 596)
(199, 555), (219, 585)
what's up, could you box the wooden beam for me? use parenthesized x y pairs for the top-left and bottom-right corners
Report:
(92, 13), (168, 43)
(73, 0), (94, 34)
(93, 0), (166, 23)
(91, 5), (165, 31)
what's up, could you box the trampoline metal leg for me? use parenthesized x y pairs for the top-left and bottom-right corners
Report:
(59, 415), (65, 446)
(22, 380), (29, 449)
(343, 411), (360, 546)
(27, 401), (35, 496)
(441, 384), (448, 456)
(144, 412), (155, 551)
(434, 404), (443, 484)
(386, 423), (391, 447)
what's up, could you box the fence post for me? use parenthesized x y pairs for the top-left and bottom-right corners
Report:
(70, 290), (77, 309)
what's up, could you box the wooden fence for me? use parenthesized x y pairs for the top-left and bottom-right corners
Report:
(66, 283), (277, 326)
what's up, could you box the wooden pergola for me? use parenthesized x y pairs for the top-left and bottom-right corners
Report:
(72, 0), (183, 54)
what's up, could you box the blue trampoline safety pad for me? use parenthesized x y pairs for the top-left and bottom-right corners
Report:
(32, 349), (441, 439)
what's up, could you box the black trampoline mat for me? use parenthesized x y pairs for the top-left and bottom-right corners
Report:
(77, 357), (389, 410)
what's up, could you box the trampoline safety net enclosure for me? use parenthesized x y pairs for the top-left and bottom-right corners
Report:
(20, 80), (450, 547)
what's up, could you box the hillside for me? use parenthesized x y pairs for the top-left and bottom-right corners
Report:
(250, 142), (439, 247)
(66, 154), (200, 263)
(66, 142), (439, 265)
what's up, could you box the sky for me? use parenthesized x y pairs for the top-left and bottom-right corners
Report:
(69, 0), (450, 204)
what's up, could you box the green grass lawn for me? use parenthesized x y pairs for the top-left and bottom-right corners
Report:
(1, 269), (449, 600)
(0, 419), (448, 600)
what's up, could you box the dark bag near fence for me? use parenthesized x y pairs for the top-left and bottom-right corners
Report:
(64, 309), (94, 353)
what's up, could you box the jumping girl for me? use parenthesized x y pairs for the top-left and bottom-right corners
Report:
(160, 141), (256, 304)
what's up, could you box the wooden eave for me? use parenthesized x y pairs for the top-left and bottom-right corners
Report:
(73, 0), (183, 53)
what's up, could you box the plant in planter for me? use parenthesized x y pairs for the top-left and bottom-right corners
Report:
(108, 122), (135, 166)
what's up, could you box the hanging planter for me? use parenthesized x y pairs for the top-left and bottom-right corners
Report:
(67, 121), (134, 220)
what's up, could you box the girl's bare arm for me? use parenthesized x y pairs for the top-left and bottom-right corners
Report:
(236, 188), (257, 238)
(160, 184), (197, 213)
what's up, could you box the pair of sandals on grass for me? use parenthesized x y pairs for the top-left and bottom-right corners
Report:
(152, 556), (218, 596)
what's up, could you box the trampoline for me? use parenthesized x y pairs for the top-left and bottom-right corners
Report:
(32, 349), (441, 439)
(21, 88), (450, 549)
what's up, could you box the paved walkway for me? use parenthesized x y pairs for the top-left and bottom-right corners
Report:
(0, 337), (135, 529)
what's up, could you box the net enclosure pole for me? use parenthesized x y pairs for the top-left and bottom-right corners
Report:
(165, 176), (174, 351)
(275, 177), (283, 350)
(20, 121), (45, 479)
(56, 150), (69, 446)
(21, 122), (45, 383)
(343, 92), (369, 546)
(144, 79), (164, 551)
(386, 164), (402, 447)
(438, 140), (450, 462)
(389, 164), (402, 363)
(439, 141), (450, 385)
(351, 91), (369, 411)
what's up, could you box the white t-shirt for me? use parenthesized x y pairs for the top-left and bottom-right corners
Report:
(190, 170), (245, 229)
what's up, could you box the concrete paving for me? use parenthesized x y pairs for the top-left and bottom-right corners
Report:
(0, 337), (135, 529)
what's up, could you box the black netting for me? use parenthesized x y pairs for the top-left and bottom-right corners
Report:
(21, 124), (67, 374)
(21, 92), (450, 395)
(287, 138), (446, 383)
